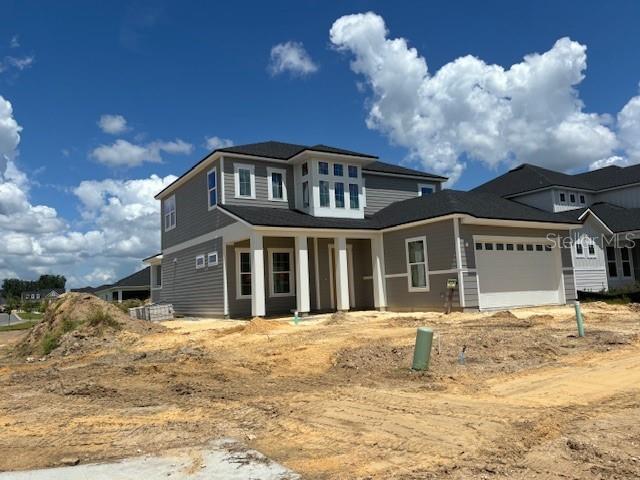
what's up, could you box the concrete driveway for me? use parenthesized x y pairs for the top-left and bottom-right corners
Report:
(0, 312), (21, 327)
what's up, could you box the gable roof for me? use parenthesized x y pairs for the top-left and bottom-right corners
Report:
(474, 162), (640, 198)
(220, 190), (579, 231)
(73, 267), (150, 294)
(579, 202), (640, 233)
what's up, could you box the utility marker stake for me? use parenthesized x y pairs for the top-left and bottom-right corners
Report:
(411, 327), (434, 371)
(574, 301), (585, 337)
(293, 310), (300, 326)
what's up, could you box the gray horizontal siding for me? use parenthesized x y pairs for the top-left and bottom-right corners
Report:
(574, 269), (608, 292)
(150, 290), (161, 303)
(385, 273), (459, 311)
(223, 156), (295, 209)
(161, 160), (235, 249)
(462, 271), (479, 308)
(364, 174), (440, 215)
(160, 237), (224, 317)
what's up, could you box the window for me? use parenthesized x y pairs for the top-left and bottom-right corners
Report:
(475, 242), (483, 250)
(496, 243), (505, 251)
(576, 243), (584, 257)
(319, 181), (330, 207)
(234, 164), (255, 198)
(302, 162), (308, 176)
(349, 184), (359, 209)
(580, 194), (586, 204)
(559, 192), (566, 202)
(319, 161), (329, 175)
(195, 255), (205, 269)
(485, 243), (494, 250)
(236, 249), (252, 298)
(621, 248), (632, 277)
(333, 163), (343, 176)
(207, 252), (218, 267)
(164, 195), (176, 231)
(544, 245), (552, 252)
(269, 249), (294, 297)
(536, 244), (543, 252)
(207, 169), (217, 208)
(335, 182), (345, 208)
(570, 193), (576, 203)
(526, 244), (534, 251)
(406, 237), (428, 291)
(517, 244), (524, 251)
(606, 246), (617, 277)
(418, 184), (434, 196)
(267, 167), (287, 201)
(302, 181), (310, 208)
(506, 244), (514, 251)
(587, 243), (596, 257)
(348, 165), (358, 178)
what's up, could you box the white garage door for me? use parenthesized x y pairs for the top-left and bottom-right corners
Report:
(475, 237), (564, 310)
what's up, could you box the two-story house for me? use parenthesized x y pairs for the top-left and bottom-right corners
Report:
(474, 163), (640, 293)
(144, 141), (580, 318)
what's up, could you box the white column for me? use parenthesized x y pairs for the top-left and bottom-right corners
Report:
(250, 232), (266, 317)
(222, 242), (229, 318)
(334, 236), (350, 311)
(295, 235), (310, 314)
(117, 290), (123, 303)
(371, 234), (387, 310)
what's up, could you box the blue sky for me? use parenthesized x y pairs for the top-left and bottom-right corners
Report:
(1, 0), (640, 286)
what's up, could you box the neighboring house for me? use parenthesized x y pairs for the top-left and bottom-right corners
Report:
(73, 267), (151, 303)
(143, 141), (580, 318)
(20, 289), (65, 303)
(474, 163), (640, 293)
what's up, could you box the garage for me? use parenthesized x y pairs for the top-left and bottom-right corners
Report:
(474, 236), (564, 310)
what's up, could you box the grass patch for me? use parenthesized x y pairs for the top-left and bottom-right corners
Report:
(18, 312), (44, 321)
(86, 307), (120, 330)
(41, 332), (60, 355)
(0, 320), (38, 332)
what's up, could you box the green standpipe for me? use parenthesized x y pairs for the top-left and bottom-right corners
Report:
(574, 301), (585, 337)
(412, 327), (434, 371)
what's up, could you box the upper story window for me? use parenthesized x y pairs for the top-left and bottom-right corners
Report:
(559, 192), (566, 202)
(164, 195), (176, 231)
(318, 162), (329, 175)
(418, 184), (434, 196)
(234, 163), (255, 199)
(580, 194), (586, 204)
(208, 251), (218, 266)
(195, 254), (206, 269)
(302, 162), (308, 176)
(406, 236), (428, 292)
(319, 180), (330, 207)
(569, 193), (576, 203)
(349, 184), (359, 209)
(302, 181), (309, 208)
(334, 163), (344, 176)
(267, 167), (287, 202)
(335, 182), (345, 208)
(348, 165), (358, 178)
(207, 169), (217, 209)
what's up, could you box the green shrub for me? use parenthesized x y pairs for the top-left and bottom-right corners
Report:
(60, 316), (81, 333)
(41, 332), (60, 355)
(112, 299), (143, 313)
(86, 307), (120, 330)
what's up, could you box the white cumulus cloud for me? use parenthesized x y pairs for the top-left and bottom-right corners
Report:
(90, 138), (193, 168)
(98, 114), (129, 134)
(268, 41), (318, 77)
(204, 136), (233, 150)
(329, 12), (626, 183)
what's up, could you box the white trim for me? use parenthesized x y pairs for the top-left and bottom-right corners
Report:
(328, 243), (355, 310)
(163, 194), (176, 232)
(577, 209), (614, 235)
(234, 163), (256, 199)
(405, 236), (429, 292)
(313, 237), (321, 309)
(267, 167), (288, 202)
(207, 251), (219, 267)
(268, 248), (295, 297)
(462, 217), (580, 230)
(235, 248), (252, 300)
(195, 254), (205, 269)
(418, 183), (435, 196)
(385, 272), (408, 278)
(162, 218), (250, 255)
(207, 168), (218, 210)
(220, 157), (226, 204)
(453, 217), (465, 308)
(222, 244), (229, 316)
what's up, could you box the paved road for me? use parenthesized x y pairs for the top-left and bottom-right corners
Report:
(0, 312), (21, 326)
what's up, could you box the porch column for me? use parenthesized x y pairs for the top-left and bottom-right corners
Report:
(295, 235), (310, 314)
(117, 290), (123, 303)
(222, 242), (229, 318)
(250, 232), (266, 317)
(334, 236), (350, 311)
(371, 234), (387, 311)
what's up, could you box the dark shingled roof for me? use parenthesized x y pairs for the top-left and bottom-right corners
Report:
(114, 267), (150, 287)
(220, 190), (579, 230)
(475, 162), (640, 198)
(583, 202), (640, 233)
(364, 161), (447, 179)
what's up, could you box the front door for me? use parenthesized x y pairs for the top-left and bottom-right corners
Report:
(329, 244), (355, 309)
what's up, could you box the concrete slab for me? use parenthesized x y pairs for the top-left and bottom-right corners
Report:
(0, 439), (300, 480)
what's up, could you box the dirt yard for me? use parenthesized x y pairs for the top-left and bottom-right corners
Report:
(1, 297), (639, 479)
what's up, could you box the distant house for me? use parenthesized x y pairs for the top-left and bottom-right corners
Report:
(20, 288), (65, 303)
(73, 267), (150, 303)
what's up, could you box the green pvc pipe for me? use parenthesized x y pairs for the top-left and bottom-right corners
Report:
(574, 301), (585, 337)
(412, 327), (434, 371)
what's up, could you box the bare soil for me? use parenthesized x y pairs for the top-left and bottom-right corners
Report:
(1, 300), (639, 479)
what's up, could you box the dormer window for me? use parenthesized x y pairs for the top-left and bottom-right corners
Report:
(570, 193), (576, 203)
(319, 181), (330, 207)
(335, 182), (345, 208)
(559, 192), (566, 202)
(349, 184), (359, 209)
(419, 184), (434, 196)
(302, 162), (308, 176)
(348, 165), (358, 178)
(319, 162), (329, 175)
(334, 163), (344, 176)
(302, 181), (309, 208)
(580, 195), (586, 204)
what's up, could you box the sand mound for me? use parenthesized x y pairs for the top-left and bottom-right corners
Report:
(15, 293), (165, 358)
(241, 317), (284, 335)
(487, 310), (519, 320)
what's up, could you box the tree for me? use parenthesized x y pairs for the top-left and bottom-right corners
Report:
(36, 275), (66, 290)
(1, 274), (66, 299)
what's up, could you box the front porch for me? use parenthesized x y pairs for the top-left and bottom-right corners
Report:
(223, 232), (387, 318)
